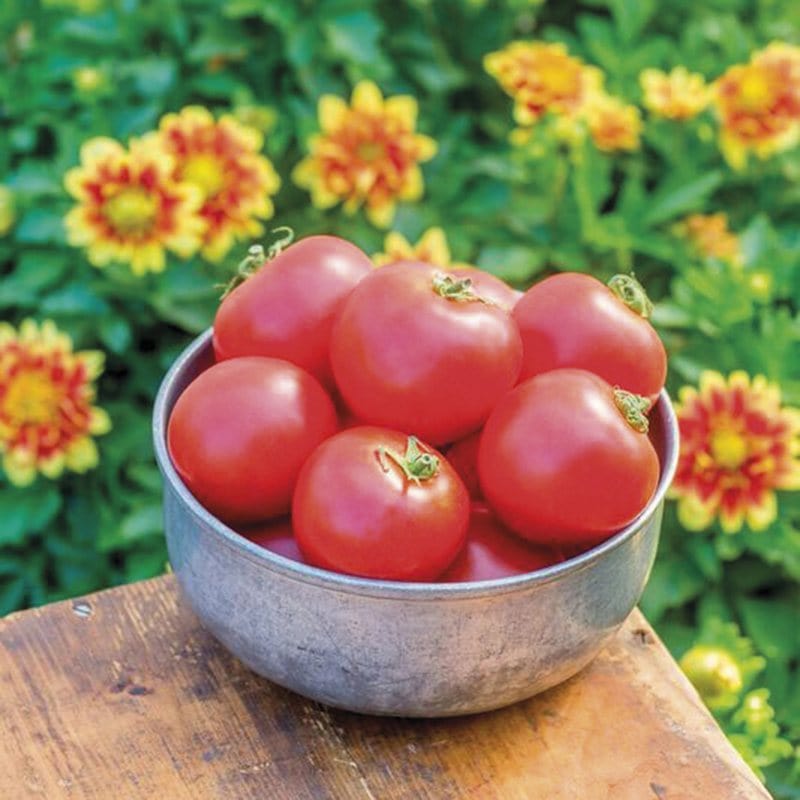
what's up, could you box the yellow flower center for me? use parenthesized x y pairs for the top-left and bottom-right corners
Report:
(538, 61), (578, 95)
(356, 141), (385, 162)
(738, 70), (773, 111)
(3, 371), (61, 426)
(182, 154), (226, 199)
(710, 428), (749, 470)
(104, 188), (158, 235)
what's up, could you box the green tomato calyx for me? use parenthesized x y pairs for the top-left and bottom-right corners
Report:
(608, 274), (654, 319)
(613, 388), (650, 434)
(378, 436), (439, 485)
(219, 226), (295, 299)
(432, 271), (495, 306)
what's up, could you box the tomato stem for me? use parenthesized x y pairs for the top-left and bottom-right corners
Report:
(377, 436), (439, 485)
(607, 274), (654, 319)
(218, 227), (295, 299)
(613, 388), (651, 434)
(431, 271), (496, 306)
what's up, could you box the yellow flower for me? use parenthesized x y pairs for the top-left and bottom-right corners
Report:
(713, 42), (800, 169)
(677, 213), (743, 266)
(640, 67), (710, 120)
(583, 93), (642, 152)
(0, 320), (111, 486)
(157, 106), (281, 263)
(372, 227), (472, 269)
(0, 186), (15, 236)
(670, 371), (800, 533)
(484, 41), (603, 127)
(64, 136), (204, 276)
(292, 81), (437, 228)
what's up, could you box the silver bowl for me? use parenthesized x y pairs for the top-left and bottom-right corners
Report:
(153, 329), (679, 717)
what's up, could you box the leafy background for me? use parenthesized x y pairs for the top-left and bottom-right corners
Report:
(1, 0), (799, 794)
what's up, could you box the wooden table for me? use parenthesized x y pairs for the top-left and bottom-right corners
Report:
(0, 576), (770, 799)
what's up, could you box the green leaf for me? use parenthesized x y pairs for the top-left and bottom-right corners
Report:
(118, 504), (163, 544)
(324, 10), (385, 67)
(0, 486), (61, 546)
(0, 577), (27, 616)
(99, 316), (133, 354)
(477, 244), (544, 284)
(737, 597), (800, 662)
(609, 0), (656, 42)
(127, 59), (177, 98)
(14, 209), (66, 245)
(41, 284), (111, 316)
(643, 171), (724, 227)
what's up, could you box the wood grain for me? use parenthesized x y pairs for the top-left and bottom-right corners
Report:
(0, 576), (770, 799)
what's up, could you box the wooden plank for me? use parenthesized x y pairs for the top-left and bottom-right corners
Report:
(0, 576), (770, 800)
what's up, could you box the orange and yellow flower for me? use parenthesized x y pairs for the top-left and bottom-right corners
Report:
(640, 67), (710, 120)
(292, 81), (437, 228)
(583, 93), (642, 152)
(0, 320), (111, 487)
(484, 41), (603, 126)
(372, 227), (472, 269)
(677, 212), (743, 266)
(157, 106), (281, 263)
(670, 371), (800, 533)
(64, 136), (204, 276)
(713, 43), (800, 169)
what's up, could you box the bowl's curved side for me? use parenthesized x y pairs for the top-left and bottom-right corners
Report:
(164, 477), (662, 717)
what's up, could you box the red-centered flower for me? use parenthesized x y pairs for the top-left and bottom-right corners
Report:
(64, 136), (204, 275)
(713, 43), (800, 168)
(292, 81), (437, 228)
(670, 371), (800, 533)
(158, 106), (281, 263)
(484, 41), (603, 126)
(0, 320), (111, 486)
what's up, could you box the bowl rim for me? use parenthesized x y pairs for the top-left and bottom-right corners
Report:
(153, 328), (680, 600)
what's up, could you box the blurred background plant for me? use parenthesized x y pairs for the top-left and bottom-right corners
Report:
(1, 0), (799, 792)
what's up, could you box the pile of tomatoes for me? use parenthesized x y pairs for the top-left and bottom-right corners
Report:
(167, 234), (667, 583)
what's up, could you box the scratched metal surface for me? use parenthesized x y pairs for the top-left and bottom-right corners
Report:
(153, 330), (679, 717)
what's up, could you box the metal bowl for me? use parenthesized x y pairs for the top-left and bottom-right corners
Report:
(153, 329), (679, 717)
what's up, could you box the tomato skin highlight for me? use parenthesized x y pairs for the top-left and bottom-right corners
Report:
(478, 368), (660, 547)
(238, 517), (306, 563)
(441, 503), (563, 582)
(330, 261), (523, 445)
(213, 235), (373, 387)
(292, 426), (470, 581)
(512, 272), (667, 399)
(167, 357), (338, 525)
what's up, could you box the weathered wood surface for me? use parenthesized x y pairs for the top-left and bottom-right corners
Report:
(0, 575), (770, 800)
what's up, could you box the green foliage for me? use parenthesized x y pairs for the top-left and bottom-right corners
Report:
(1, 1), (800, 794)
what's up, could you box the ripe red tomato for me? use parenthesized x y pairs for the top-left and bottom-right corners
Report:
(512, 272), (667, 401)
(330, 262), (523, 445)
(238, 517), (305, 563)
(168, 357), (338, 525)
(293, 426), (470, 581)
(478, 368), (660, 547)
(441, 503), (563, 582)
(448, 268), (522, 311)
(213, 235), (373, 387)
(445, 430), (482, 499)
